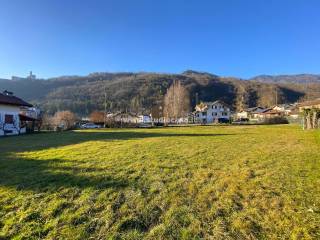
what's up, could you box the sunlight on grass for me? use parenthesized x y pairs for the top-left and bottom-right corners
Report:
(0, 125), (319, 239)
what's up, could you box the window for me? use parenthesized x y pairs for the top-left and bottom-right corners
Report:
(5, 114), (14, 124)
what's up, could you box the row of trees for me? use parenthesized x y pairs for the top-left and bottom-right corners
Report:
(88, 80), (192, 125)
(41, 80), (191, 130)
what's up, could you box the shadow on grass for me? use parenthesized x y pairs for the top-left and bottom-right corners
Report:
(0, 157), (130, 192)
(0, 131), (235, 153)
(0, 130), (235, 192)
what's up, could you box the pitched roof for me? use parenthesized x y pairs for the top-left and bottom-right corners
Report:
(246, 107), (266, 113)
(0, 93), (33, 107)
(261, 109), (283, 115)
(202, 100), (229, 106)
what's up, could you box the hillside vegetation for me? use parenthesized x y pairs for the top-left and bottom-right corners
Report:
(1, 71), (320, 115)
(0, 125), (319, 239)
(250, 74), (320, 84)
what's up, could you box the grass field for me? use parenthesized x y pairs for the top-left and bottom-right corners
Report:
(0, 125), (319, 239)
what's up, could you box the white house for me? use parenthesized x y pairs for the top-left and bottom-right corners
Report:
(0, 91), (33, 136)
(110, 112), (140, 124)
(235, 107), (267, 121)
(138, 115), (152, 124)
(194, 100), (231, 123)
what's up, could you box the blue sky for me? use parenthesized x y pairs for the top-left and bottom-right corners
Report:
(0, 0), (319, 79)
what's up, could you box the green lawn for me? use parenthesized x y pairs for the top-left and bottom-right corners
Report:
(0, 125), (319, 239)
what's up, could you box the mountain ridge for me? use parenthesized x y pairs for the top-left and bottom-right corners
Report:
(249, 74), (320, 83)
(1, 71), (320, 116)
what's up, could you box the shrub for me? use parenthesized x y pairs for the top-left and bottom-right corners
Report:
(90, 111), (105, 124)
(52, 111), (77, 131)
(263, 117), (289, 125)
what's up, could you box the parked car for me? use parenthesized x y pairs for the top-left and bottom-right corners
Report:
(153, 122), (164, 127)
(80, 123), (101, 129)
(218, 118), (230, 124)
(233, 118), (249, 124)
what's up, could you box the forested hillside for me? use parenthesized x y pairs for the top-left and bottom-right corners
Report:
(1, 71), (320, 116)
(250, 74), (320, 84)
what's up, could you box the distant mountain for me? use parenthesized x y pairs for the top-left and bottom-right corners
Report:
(1, 71), (320, 116)
(250, 74), (320, 84)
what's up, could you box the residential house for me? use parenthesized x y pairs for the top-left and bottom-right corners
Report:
(236, 107), (267, 121)
(0, 91), (33, 136)
(260, 109), (285, 119)
(236, 104), (299, 122)
(19, 106), (42, 133)
(194, 100), (231, 124)
(236, 110), (249, 120)
(138, 115), (152, 124)
(110, 112), (140, 124)
(272, 104), (297, 116)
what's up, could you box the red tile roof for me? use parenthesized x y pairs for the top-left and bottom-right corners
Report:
(0, 93), (33, 107)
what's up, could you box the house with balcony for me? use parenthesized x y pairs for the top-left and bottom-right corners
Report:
(194, 100), (231, 124)
(0, 90), (34, 136)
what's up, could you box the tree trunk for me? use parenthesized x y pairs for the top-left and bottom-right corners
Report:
(306, 112), (312, 130)
(312, 111), (317, 129)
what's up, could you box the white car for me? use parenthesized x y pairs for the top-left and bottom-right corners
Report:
(80, 123), (101, 129)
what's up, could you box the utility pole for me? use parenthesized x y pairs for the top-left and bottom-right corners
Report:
(104, 84), (107, 128)
(195, 92), (199, 105)
(305, 78), (309, 100)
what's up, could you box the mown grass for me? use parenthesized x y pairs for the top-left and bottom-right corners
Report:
(0, 125), (319, 239)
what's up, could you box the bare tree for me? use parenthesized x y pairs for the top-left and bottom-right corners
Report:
(163, 80), (190, 124)
(53, 111), (77, 130)
(151, 103), (164, 124)
(90, 111), (105, 124)
(41, 114), (54, 130)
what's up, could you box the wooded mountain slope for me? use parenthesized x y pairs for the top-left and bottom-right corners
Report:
(250, 74), (320, 84)
(1, 71), (320, 116)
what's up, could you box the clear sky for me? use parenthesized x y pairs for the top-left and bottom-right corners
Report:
(0, 0), (319, 79)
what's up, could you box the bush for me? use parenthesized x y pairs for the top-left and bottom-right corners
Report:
(52, 111), (77, 131)
(90, 111), (105, 124)
(263, 117), (289, 125)
(41, 114), (54, 130)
